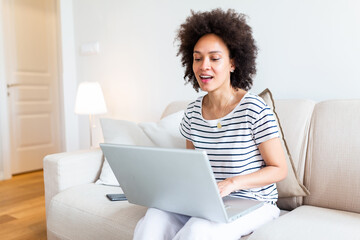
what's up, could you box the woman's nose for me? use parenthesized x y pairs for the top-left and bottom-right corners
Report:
(200, 58), (211, 70)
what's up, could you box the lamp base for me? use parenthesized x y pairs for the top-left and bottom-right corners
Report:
(89, 114), (93, 148)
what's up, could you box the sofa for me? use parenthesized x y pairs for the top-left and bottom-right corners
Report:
(44, 95), (360, 240)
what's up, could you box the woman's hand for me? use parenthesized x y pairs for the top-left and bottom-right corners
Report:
(217, 178), (235, 197)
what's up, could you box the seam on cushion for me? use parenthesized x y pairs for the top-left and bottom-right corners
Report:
(296, 104), (315, 209)
(303, 105), (316, 204)
(298, 103), (315, 180)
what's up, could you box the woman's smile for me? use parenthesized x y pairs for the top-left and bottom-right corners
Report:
(199, 74), (214, 83)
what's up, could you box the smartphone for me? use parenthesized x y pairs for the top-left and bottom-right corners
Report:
(106, 193), (127, 201)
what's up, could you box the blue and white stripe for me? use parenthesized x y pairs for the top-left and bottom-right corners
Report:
(179, 92), (280, 204)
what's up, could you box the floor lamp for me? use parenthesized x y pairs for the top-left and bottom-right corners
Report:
(75, 82), (107, 148)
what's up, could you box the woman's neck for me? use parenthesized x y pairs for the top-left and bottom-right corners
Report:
(205, 88), (245, 110)
(202, 88), (247, 121)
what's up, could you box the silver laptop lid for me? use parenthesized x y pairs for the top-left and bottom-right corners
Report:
(101, 143), (229, 222)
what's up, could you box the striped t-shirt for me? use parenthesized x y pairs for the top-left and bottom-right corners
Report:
(179, 92), (280, 204)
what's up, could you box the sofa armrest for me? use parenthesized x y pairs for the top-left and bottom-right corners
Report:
(43, 148), (103, 213)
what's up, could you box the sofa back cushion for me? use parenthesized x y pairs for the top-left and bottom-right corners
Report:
(260, 91), (310, 204)
(274, 99), (315, 209)
(304, 100), (360, 213)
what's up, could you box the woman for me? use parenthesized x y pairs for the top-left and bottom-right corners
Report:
(134, 8), (287, 240)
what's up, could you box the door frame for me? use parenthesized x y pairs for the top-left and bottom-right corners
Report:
(0, 0), (12, 180)
(57, 0), (80, 152)
(0, 0), (66, 179)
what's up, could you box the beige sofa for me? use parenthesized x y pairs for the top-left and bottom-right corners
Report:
(44, 98), (360, 240)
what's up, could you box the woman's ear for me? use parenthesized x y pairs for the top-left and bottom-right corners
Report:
(230, 59), (235, 72)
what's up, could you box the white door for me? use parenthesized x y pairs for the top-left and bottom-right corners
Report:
(4, 0), (63, 174)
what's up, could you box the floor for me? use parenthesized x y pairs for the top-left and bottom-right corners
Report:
(0, 171), (47, 240)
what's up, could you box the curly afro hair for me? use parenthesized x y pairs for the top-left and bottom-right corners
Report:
(176, 8), (258, 92)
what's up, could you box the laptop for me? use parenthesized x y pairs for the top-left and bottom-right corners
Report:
(100, 143), (264, 223)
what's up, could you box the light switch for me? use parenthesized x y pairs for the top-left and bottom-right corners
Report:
(80, 42), (100, 55)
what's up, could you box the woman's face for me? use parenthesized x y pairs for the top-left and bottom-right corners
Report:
(193, 34), (235, 93)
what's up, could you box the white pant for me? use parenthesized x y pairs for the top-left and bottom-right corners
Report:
(133, 203), (280, 240)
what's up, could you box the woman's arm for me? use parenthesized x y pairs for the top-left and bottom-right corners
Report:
(186, 140), (195, 149)
(217, 137), (287, 197)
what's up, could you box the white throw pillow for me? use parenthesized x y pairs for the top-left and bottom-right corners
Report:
(96, 111), (185, 186)
(95, 159), (119, 186)
(100, 118), (154, 146)
(96, 118), (155, 186)
(139, 110), (185, 149)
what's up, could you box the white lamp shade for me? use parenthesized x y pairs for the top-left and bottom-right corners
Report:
(74, 82), (107, 115)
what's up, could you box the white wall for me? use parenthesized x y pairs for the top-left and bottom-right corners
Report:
(68, 0), (360, 149)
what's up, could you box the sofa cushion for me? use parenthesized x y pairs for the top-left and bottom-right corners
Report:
(47, 183), (147, 240)
(274, 99), (315, 210)
(304, 100), (360, 213)
(259, 89), (310, 202)
(248, 205), (360, 240)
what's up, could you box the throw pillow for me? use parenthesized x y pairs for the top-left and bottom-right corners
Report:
(259, 88), (310, 198)
(138, 110), (185, 149)
(96, 111), (185, 186)
(96, 118), (155, 186)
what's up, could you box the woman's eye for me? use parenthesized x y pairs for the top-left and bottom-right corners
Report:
(194, 58), (201, 62)
(212, 58), (220, 61)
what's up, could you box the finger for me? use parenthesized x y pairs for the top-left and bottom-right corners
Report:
(219, 190), (223, 197)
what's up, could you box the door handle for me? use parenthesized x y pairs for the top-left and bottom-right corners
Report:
(6, 83), (25, 97)
(7, 83), (24, 88)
